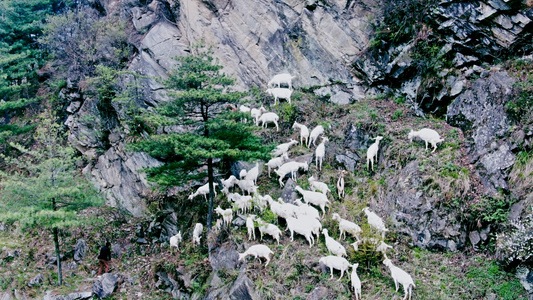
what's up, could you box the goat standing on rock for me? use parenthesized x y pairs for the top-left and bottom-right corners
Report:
(268, 73), (296, 89)
(292, 122), (310, 147)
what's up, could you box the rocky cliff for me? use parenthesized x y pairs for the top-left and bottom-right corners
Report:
(64, 0), (532, 254)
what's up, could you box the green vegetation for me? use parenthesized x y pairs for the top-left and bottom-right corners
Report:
(129, 47), (272, 229)
(0, 113), (104, 285)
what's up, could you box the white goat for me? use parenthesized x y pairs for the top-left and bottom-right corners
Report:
(266, 88), (292, 105)
(318, 256), (351, 281)
(237, 179), (258, 195)
(272, 139), (298, 157)
(221, 175), (238, 194)
(308, 125), (325, 147)
(239, 105), (251, 123)
(296, 215), (322, 239)
(315, 137), (329, 171)
(351, 263), (362, 300)
(294, 198), (320, 220)
(408, 128), (444, 153)
(294, 186), (330, 216)
(267, 153), (289, 177)
(332, 213), (362, 240)
(257, 112), (280, 131)
(292, 122), (310, 147)
(286, 217), (316, 247)
(383, 258), (416, 300)
(256, 218), (282, 245)
(244, 162), (260, 186)
(214, 218), (223, 231)
(169, 231), (182, 253)
(337, 170), (347, 198)
(214, 205), (233, 227)
(268, 73), (296, 89)
(239, 169), (247, 180)
(275, 161), (309, 187)
(322, 229), (347, 257)
(192, 223), (203, 246)
(246, 214), (257, 240)
(362, 207), (389, 238)
(308, 176), (330, 195)
(238, 244), (274, 267)
(367, 136), (383, 171)
(266, 197), (294, 220)
(188, 183), (218, 201)
(250, 106), (267, 124)
(252, 193), (268, 212)
(233, 195), (253, 214)
(350, 238), (392, 254)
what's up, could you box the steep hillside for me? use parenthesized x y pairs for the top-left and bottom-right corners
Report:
(1, 0), (533, 299)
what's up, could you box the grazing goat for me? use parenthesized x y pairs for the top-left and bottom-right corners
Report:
(256, 218), (282, 245)
(337, 170), (347, 198)
(266, 88), (292, 105)
(294, 198), (320, 220)
(292, 122), (310, 147)
(295, 186), (330, 216)
(308, 125), (325, 147)
(237, 179), (258, 195)
(315, 137), (329, 171)
(239, 244), (274, 267)
(308, 176), (330, 195)
(383, 258), (415, 300)
(267, 153), (289, 177)
(214, 205), (233, 227)
(192, 223), (203, 246)
(319, 256), (351, 280)
(332, 213), (362, 240)
(351, 263), (362, 300)
(275, 161), (308, 187)
(257, 112), (280, 131)
(366, 136), (383, 171)
(408, 128), (444, 153)
(169, 231), (182, 253)
(250, 106), (267, 124)
(362, 207), (389, 238)
(272, 139), (298, 157)
(268, 73), (296, 89)
(188, 183), (218, 201)
(286, 217), (316, 247)
(322, 229), (347, 257)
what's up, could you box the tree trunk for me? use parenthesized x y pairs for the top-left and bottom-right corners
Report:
(53, 227), (63, 285)
(207, 157), (214, 231)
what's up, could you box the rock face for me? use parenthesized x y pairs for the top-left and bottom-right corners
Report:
(447, 71), (516, 194)
(381, 161), (464, 251)
(73, 239), (87, 262)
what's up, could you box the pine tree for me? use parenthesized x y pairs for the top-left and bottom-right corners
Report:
(130, 48), (272, 229)
(0, 112), (104, 285)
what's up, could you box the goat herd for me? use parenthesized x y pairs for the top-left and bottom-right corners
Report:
(169, 73), (445, 300)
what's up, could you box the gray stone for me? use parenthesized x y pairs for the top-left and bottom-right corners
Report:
(450, 79), (465, 96)
(314, 85), (354, 105)
(480, 226), (491, 241)
(335, 151), (360, 172)
(205, 270), (261, 300)
(27, 274), (43, 287)
(232, 215), (246, 227)
(155, 271), (177, 292)
(469, 231), (481, 246)
(42, 291), (92, 300)
(0, 292), (13, 300)
(306, 286), (330, 300)
(281, 178), (298, 203)
(209, 242), (239, 272)
(74, 239), (87, 262)
(92, 273), (118, 299)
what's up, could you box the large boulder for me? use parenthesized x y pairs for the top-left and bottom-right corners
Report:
(92, 273), (118, 299)
(73, 239), (87, 262)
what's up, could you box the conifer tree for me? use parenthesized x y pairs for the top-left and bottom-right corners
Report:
(130, 48), (271, 229)
(0, 112), (104, 285)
